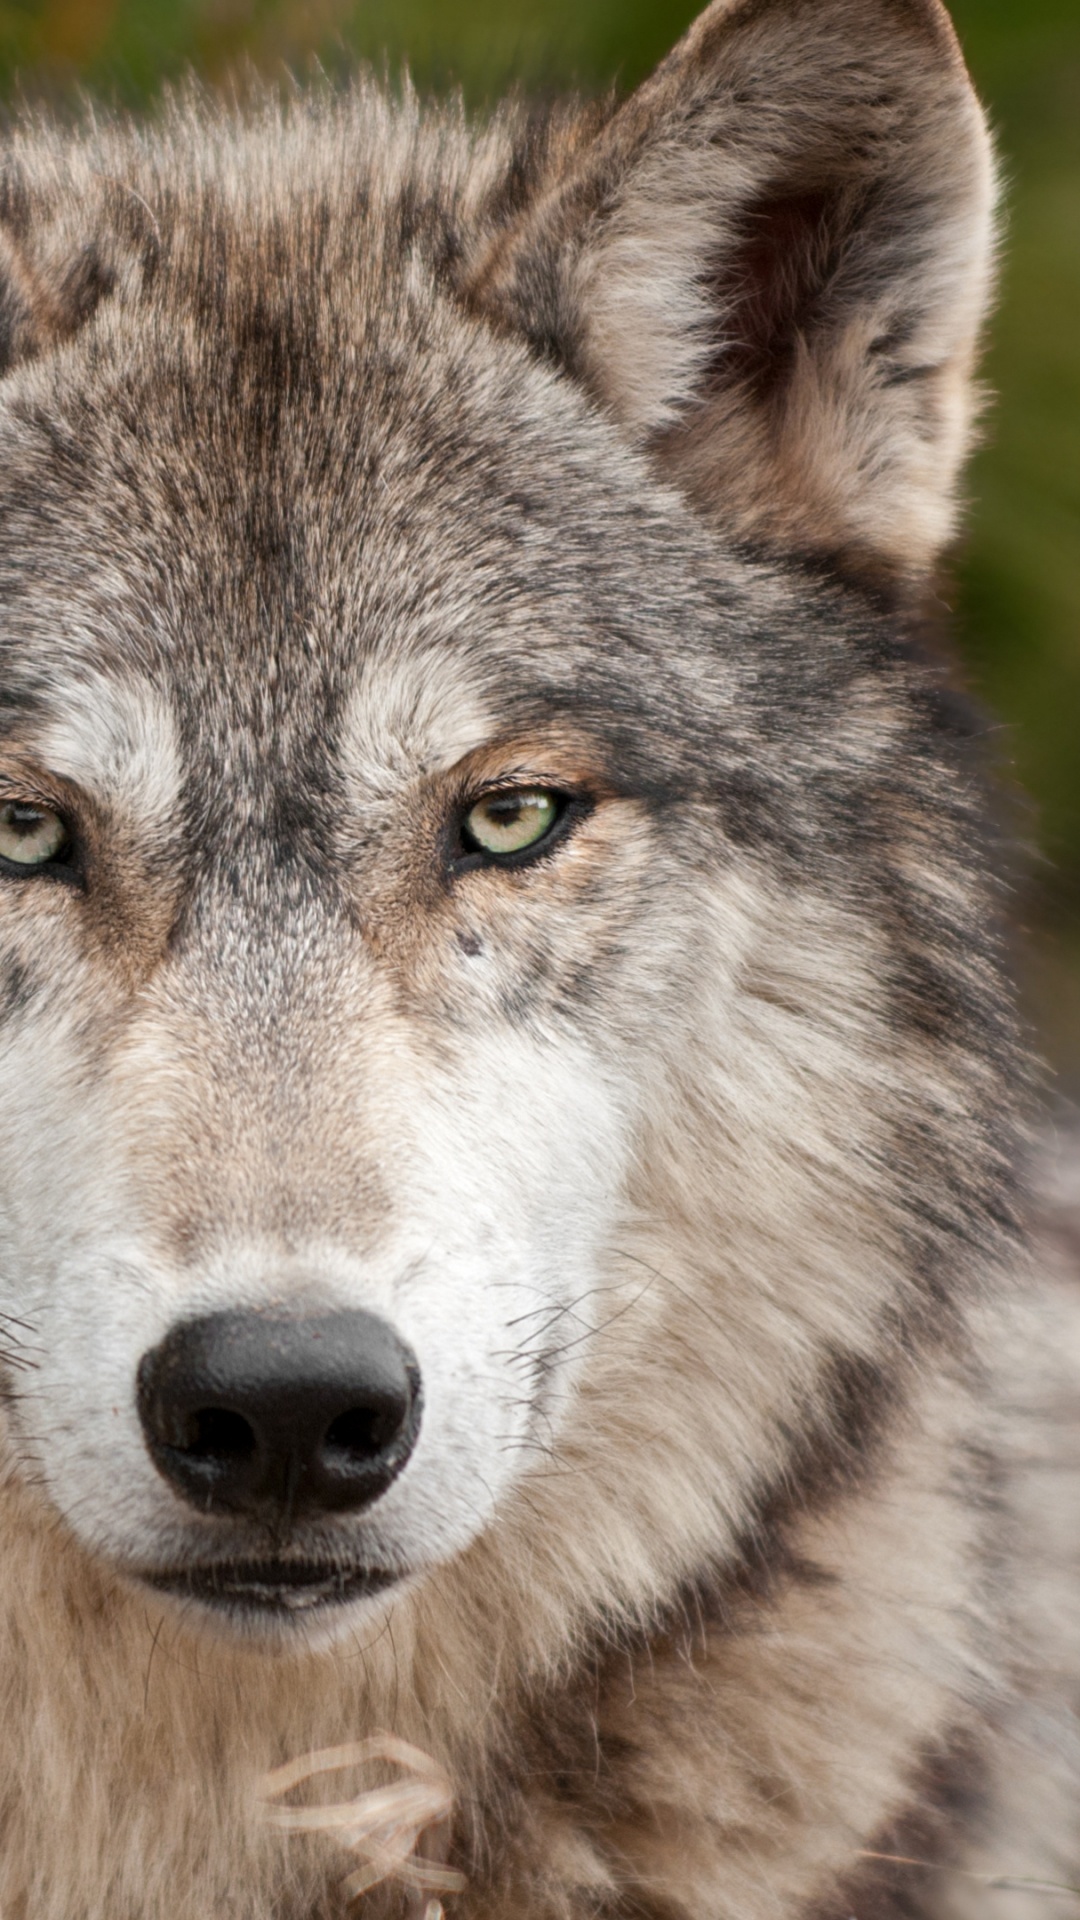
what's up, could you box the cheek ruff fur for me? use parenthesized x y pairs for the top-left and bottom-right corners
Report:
(0, 3), (1076, 1917)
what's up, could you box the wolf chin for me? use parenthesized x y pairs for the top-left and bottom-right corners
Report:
(0, 1), (1077, 1914)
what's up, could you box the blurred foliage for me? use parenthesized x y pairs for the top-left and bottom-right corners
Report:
(946, 0), (1080, 1081)
(0, 0), (701, 99)
(0, 0), (1078, 1072)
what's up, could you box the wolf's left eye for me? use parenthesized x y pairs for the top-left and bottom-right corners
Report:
(463, 789), (560, 859)
(0, 801), (70, 871)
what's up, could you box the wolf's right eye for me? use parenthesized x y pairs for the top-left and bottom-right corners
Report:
(0, 801), (71, 872)
(463, 789), (560, 859)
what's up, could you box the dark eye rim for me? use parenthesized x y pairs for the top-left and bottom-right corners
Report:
(449, 787), (592, 875)
(0, 802), (82, 887)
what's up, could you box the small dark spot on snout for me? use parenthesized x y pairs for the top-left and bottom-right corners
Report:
(456, 928), (483, 957)
(136, 1309), (422, 1525)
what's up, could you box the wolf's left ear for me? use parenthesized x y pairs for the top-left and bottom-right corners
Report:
(469, 0), (996, 582)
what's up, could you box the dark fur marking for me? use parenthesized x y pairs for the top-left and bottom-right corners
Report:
(56, 243), (116, 335)
(617, 1344), (914, 1662)
(808, 1729), (989, 1920)
(0, 270), (29, 377)
(469, 1356), (997, 1918)
(0, 957), (34, 1024)
(478, 1353), (932, 1871)
(0, 163), (32, 240)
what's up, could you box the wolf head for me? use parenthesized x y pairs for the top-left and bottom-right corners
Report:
(0, 0), (1011, 1650)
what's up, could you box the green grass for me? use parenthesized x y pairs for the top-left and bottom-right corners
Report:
(1, 0), (1078, 1074)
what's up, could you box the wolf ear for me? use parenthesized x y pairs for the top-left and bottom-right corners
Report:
(470, 0), (996, 582)
(0, 170), (144, 379)
(0, 231), (116, 379)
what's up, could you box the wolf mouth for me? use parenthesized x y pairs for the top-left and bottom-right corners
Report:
(145, 1559), (401, 1615)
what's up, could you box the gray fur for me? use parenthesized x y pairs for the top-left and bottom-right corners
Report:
(0, 3), (1076, 1916)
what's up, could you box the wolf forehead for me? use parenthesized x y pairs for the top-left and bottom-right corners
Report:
(0, 52), (962, 856)
(0, 105), (707, 770)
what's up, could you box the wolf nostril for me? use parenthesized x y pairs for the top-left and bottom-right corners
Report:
(186, 1407), (257, 1461)
(325, 1405), (399, 1459)
(136, 1309), (422, 1522)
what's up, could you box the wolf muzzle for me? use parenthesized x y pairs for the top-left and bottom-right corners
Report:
(136, 1309), (422, 1521)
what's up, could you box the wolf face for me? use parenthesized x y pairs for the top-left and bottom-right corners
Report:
(0, 0), (1008, 1662)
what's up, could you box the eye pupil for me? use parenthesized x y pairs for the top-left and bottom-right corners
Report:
(10, 806), (43, 836)
(463, 788), (560, 859)
(0, 801), (69, 870)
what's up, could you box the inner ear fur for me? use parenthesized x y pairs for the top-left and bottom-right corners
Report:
(468, 0), (998, 584)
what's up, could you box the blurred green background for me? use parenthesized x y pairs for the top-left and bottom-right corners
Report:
(1, 0), (1077, 1084)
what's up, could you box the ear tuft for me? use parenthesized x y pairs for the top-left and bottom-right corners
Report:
(470, 0), (998, 583)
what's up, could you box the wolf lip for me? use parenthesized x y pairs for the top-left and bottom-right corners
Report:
(145, 1559), (400, 1614)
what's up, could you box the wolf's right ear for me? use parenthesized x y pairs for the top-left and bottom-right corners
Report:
(0, 169), (150, 378)
(0, 228), (43, 374)
(468, 0), (997, 584)
(0, 230), (113, 379)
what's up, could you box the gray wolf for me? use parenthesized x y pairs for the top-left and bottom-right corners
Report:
(0, 1), (1077, 1914)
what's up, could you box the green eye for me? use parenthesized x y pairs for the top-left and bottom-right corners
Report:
(463, 788), (560, 858)
(0, 801), (69, 870)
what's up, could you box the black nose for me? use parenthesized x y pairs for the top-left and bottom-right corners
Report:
(136, 1310), (421, 1521)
